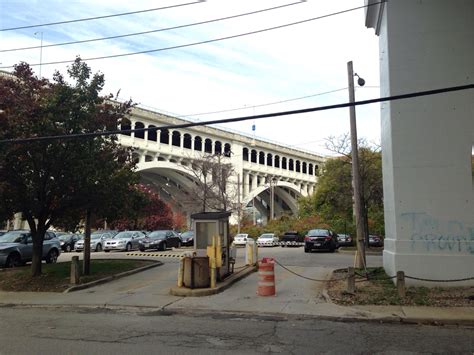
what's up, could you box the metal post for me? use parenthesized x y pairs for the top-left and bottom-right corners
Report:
(270, 180), (274, 220)
(253, 196), (256, 225)
(237, 174), (241, 234)
(347, 61), (366, 268)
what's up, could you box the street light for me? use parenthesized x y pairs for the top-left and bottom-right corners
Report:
(347, 61), (366, 269)
(270, 177), (277, 220)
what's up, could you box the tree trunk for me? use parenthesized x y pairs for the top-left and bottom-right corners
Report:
(31, 226), (46, 277)
(83, 209), (91, 275)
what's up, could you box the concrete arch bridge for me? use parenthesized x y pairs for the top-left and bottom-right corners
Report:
(119, 106), (325, 226)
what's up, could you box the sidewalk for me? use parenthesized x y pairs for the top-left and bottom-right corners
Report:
(0, 257), (472, 326)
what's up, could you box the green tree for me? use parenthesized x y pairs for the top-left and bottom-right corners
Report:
(0, 59), (137, 276)
(299, 136), (384, 237)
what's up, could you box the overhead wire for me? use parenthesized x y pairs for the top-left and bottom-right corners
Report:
(0, 1), (305, 53)
(0, 1), (385, 69)
(181, 88), (348, 117)
(0, 83), (472, 145)
(0, 1), (205, 32)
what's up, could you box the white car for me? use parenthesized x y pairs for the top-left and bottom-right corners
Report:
(103, 231), (146, 252)
(257, 233), (279, 247)
(233, 233), (249, 247)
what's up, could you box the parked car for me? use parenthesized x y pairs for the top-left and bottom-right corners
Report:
(57, 233), (80, 252)
(257, 233), (279, 247)
(337, 233), (354, 247)
(75, 231), (114, 252)
(0, 230), (8, 236)
(280, 231), (304, 247)
(304, 229), (338, 253)
(369, 235), (383, 247)
(139, 230), (182, 251)
(103, 231), (146, 252)
(180, 231), (194, 246)
(233, 233), (249, 247)
(0, 230), (61, 267)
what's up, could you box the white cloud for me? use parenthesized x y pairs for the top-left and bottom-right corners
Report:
(0, 0), (381, 156)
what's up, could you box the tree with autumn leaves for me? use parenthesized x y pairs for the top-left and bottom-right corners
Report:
(110, 184), (184, 231)
(0, 59), (143, 276)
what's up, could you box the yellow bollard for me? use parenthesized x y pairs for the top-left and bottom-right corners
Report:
(208, 235), (217, 288)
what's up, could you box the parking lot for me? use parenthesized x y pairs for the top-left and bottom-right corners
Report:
(58, 244), (383, 271)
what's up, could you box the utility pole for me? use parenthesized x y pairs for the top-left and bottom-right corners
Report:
(347, 61), (366, 268)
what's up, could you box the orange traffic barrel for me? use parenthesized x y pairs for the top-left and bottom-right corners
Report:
(257, 257), (276, 296)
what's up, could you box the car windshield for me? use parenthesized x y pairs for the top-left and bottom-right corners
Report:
(58, 235), (71, 241)
(0, 231), (29, 243)
(181, 231), (193, 238)
(149, 231), (167, 239)
(308, 229), (330, 236)
(235, 234), (248, 239)
(114, 232), (133, 239)
(91, 234), (103, 240)
(260, 234), (274, 239)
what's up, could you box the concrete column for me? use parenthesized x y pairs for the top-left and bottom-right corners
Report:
(251, 174), (258, 191)
(244, 172), (250, 197)
(378, 0), (474, 286)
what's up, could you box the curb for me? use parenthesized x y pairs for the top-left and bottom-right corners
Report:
(126, 252), (184, 258)
(337, 248), (383, 255)
(63, 260), (163, 293)
(169, 265), (257, 297)
(2, 302), (472, 327)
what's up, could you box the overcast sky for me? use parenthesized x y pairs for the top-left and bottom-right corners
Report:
(0, 0), (381, 156)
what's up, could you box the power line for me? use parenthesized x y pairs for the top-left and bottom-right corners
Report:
(0, 1), (385, 69)
(0, 1), (205, 32)
(181, 88), (348, 117)
(0, 83), (471, 145)
(0, 1), (305, 53)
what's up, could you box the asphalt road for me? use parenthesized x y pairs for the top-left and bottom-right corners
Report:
(1, 307), (472, 355)
(257, 245), (383, 268)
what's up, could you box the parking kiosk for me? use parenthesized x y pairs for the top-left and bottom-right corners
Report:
(191, 211), (231, 281)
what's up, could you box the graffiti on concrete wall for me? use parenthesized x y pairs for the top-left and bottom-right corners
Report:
(400, 212), (474, 253)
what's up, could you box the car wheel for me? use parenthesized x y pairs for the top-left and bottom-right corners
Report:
(281, 245), (286, 248)
(304, 248), (310, 253)
(5, 253), (21, 268)
(160, 242), (167, 251)
(126, 243), (132, 252)
(139, 247), (145, 252)
(95, 244), (102, 252)
(46, 249), (58, 264)
(66, 245), (72, 252)
(177, 241), (181, 248)
(104, 250), (110, 253)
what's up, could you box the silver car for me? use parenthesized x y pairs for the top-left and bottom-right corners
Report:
(75, 231), (114, 252)
(0, 230), (61, 267)
(103, 231), (146, 252)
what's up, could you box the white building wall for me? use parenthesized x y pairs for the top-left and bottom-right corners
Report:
(379, 0), (474, 285)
